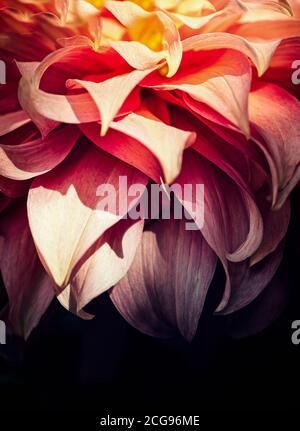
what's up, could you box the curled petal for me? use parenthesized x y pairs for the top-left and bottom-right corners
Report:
(80, 123), (163, 182)
(182, 32), (280, 77)
(71, 68), (156, 136)
(249, 83), (300, 209)
(217, 241), (284, 314)
(110, 111), (196, 183)
(143, 49), (252, 137)
(0, 110), (31, 137)
(0, 125), (80, 180)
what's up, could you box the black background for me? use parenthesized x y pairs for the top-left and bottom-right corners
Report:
(0, 190), (300, 425)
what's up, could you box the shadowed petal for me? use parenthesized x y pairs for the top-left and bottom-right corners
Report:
(0, 201), (55, 339)
(110, 218), (217, 340)
(27, 142), (147, 289)
(249, 83), (300, 209)
(70, 218), (145, 312)
(175, 149), (264, 311)
(143, 49), (252, 136)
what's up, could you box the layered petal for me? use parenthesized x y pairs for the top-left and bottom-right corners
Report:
(0, 125), (80, 180)
(143, 49), (252, 136)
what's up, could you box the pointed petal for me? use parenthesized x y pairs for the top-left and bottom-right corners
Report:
(217, 241), (284, 314)
(27, 142), (147, 289)
(110, 111), (196, 183)
(71, 218), (144, 312)
(110, 218), (217, 340)
(71, 68), (156, 136)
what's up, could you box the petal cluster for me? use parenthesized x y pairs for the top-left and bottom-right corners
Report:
(0, 0), (299, 339)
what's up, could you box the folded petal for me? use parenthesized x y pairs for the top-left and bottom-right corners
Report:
(217, 241), (284, 314)
(249, 83), (300, 209)
(143, 49), (252, 136)
(16, 45), (117, 134)
(27, 142), (148, 288)
(174, 149), (263, 310)
(80, 123), (163, 182)
(182, 32), (279, 77)
(0, 201), (55, 338)
(0, 125), (80, 180)
(225, 271), (288, 338)
(0, 110), (31, 137)
(71, 68), (156, 136)
(110, 111), (196, 183)
(70, 218), (144, 312)
(110, 218), (217, 340)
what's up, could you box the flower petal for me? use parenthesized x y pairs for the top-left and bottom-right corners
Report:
(143, 49), (252, 137)
(182, 32), (279, 77)
(175, 149), (263, 310)
(71, 68), (156, 136)
(110, 111), (196, 183)
(27, 142), (148, 288)
(249, 83), (300, 209)
(0, 201), (55, 339)
(110, 218), (217, 340)
(0, 125), (80, 180)
(80, 123), (162, 182)
(71, 218), (145, 312)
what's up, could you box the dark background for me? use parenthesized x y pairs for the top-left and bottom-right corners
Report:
(0, 190), (300, 425)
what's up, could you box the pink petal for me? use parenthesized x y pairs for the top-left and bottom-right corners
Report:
(70, 218), (145, 312)
(0, 110), (31, 137)
(251, 198), (290, 265)
(217, 241), (284, 314)
(0, 201), (55, 338)
(110, 218), (217, 340)
(110, 111), (196, 183)
(27, 142), (148, 288)
(0, 125), (80, 180)
(71, 68), (156, 136)
(80, 123), (162, 182)
(182, 33), (279, 77)
(143, 49), (252, 137)
(249, 83), (300, 209)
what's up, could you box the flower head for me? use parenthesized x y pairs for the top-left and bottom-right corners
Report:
(0, 0), (300, 340)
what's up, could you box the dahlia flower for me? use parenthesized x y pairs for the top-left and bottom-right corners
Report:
(0, 0), (299, 340)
